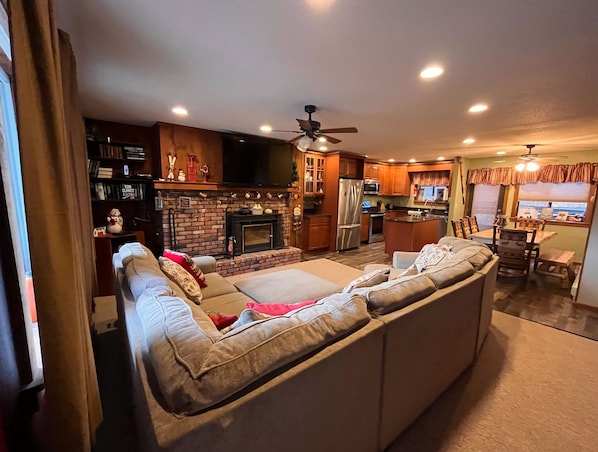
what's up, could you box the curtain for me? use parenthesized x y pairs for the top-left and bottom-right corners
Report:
(411, 170), (451, 186)
(8, 1), (102, 451)
(467, 162), (598, 185)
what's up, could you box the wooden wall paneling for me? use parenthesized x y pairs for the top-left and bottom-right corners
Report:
(154, 122), (223, 183)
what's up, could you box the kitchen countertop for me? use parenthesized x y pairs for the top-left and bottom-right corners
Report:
(385, 216), (441, 223)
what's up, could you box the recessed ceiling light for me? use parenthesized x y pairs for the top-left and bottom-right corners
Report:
(408, 158), (417, 163)
(463, 138), (475, 144)
(437, 156), (445, 161)
(388, 158), (395, 162)
(318, 137), (327, 143)
(260, 124), (272, 133)
(420, 65), (444, 79)
(239, 139), (245, 143)
(171, 105), (188, 116)
(319, 146), (328, 151)
(468, 104), (488, 113)
(496, 150), (506, 155)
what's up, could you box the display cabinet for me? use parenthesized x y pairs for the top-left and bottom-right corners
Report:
(304, 152), (326, 195)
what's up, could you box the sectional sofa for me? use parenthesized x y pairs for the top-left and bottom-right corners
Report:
(112, 236), (498, 451)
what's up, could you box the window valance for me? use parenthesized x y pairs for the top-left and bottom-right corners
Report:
(467, 162), (598, 185)
(411, 170), (451, 186)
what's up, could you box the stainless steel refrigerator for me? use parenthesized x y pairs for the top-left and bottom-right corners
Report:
(337, 178), (364, 251)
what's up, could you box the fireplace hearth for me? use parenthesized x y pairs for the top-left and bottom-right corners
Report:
(227, 212), (283, 256)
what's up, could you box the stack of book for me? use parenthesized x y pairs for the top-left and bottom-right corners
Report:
(97, 167), (113, 179)
(123, 146), (146, 160)
(98, 143), (124, 159)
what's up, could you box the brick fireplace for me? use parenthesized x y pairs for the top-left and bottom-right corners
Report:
(159, 190), (293, 257)
(227, 212), (283, 256)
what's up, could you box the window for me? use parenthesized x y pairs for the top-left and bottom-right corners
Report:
(516, 182), (591, 223)
(469, 184), (506, 231)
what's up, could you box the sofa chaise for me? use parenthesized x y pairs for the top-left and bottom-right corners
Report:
(112, 236), (498, 451)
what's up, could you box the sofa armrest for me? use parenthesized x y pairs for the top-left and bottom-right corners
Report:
(392, 251), (419, 269)
(192, 256), (217, 274)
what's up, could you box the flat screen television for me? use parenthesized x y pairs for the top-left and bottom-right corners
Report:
(222, 133), (293, 188)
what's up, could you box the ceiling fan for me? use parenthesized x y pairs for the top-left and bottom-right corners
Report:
(273, 105), (358, 151)
(513, 144), (567, 171)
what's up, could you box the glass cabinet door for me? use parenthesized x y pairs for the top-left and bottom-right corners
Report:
(315, 157), (325, 194)
(305, 155), (315, 194)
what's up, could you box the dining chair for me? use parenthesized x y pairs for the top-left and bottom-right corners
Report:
(451, 219), (465, 238)
(462, 217), (472, 238)
(509, 217), (545, 270)
(492, 226), (537, 285)
(465, 216), (479, 234)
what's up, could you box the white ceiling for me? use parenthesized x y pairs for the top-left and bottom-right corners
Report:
(54, 0), (598, 163)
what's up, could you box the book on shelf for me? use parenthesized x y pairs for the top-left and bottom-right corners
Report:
(123, 145), (146, 160)
(91, 181), (146, 201)
(97, 167), (113, 178)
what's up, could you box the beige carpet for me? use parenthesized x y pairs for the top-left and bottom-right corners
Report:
(387, 310), (598, 451)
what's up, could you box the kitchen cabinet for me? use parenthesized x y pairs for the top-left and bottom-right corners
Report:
(304, 152), (326, 195)
(390, 165), (411, 196)
(384, 217), (439, 254)
(339, 156), (363, 179)
(364, 163), (381, 180)
(302, 214), (331, 251)
(361, 213), (370, 242)
(378, 164), (391, 195)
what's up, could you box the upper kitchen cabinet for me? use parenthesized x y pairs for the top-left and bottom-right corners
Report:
(390, 165), (411, 196)
(364, 162), (381, 180)
(339, 155), (364, 179)
(304, 152), (326, 195)
(378, 164), (392, 195)
(154, 122), (223, 183)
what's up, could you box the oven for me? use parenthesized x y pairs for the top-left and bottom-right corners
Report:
(369, 212), (385, 243)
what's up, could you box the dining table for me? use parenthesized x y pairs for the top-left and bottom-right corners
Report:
(468, 228), (557, 246)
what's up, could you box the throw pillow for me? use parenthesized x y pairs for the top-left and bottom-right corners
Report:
(342, 268), (390, 293)
(414, 244), (454, 273)
(206, 312), (239, 330)
(245, 300), (317, 315)
(158, 257), (203, 304)
(163, 249), (208, 288)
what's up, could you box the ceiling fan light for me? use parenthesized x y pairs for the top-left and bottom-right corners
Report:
(526, 161), (539, 171)
(515, 162), (526, 172)
(297, 135), (311, 151)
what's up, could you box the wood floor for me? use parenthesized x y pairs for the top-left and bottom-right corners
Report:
(303, 241), (598, 341)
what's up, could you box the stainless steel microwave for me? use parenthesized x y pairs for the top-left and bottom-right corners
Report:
(364, 179), (380, 195)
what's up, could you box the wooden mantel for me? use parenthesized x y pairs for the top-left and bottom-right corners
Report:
(153, 181), (299, 192)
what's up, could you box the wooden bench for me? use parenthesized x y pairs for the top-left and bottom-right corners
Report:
(535, 248), (575, 289)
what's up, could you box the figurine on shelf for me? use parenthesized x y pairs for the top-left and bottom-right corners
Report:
(177, 169), (186, 182)
(199, 164), (210, 182)
(167, 153), (177, 181)
(107, 208), (124, 234)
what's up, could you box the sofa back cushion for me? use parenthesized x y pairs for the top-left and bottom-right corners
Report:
(120, 243), (172, 299)
(423, 260), (475, 289)
(135, 290), (371, 414)
(352, 274), (437, 316)
(449, 244), (493, 270)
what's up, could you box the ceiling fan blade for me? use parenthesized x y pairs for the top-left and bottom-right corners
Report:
(296, 119), (312, 132)
(289, 135), (304, 143)
(318, 127), (358, 134)
(271, 129), (301, 133)
(318, 134), (342, 144)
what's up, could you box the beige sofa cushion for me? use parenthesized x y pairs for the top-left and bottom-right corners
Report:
(135, 290), (370, 414)
(234, 269), (341, 304)
(352, 274), (437, 316)
(449, 245), (493, 270)
(423, 260), (475, 289)
(200, 272), (239, 300)
(120, 243), (172, 299)
(342, 268), (390, 292)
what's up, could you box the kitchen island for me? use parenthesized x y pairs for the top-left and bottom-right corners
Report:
(384, 216), (441, 255)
